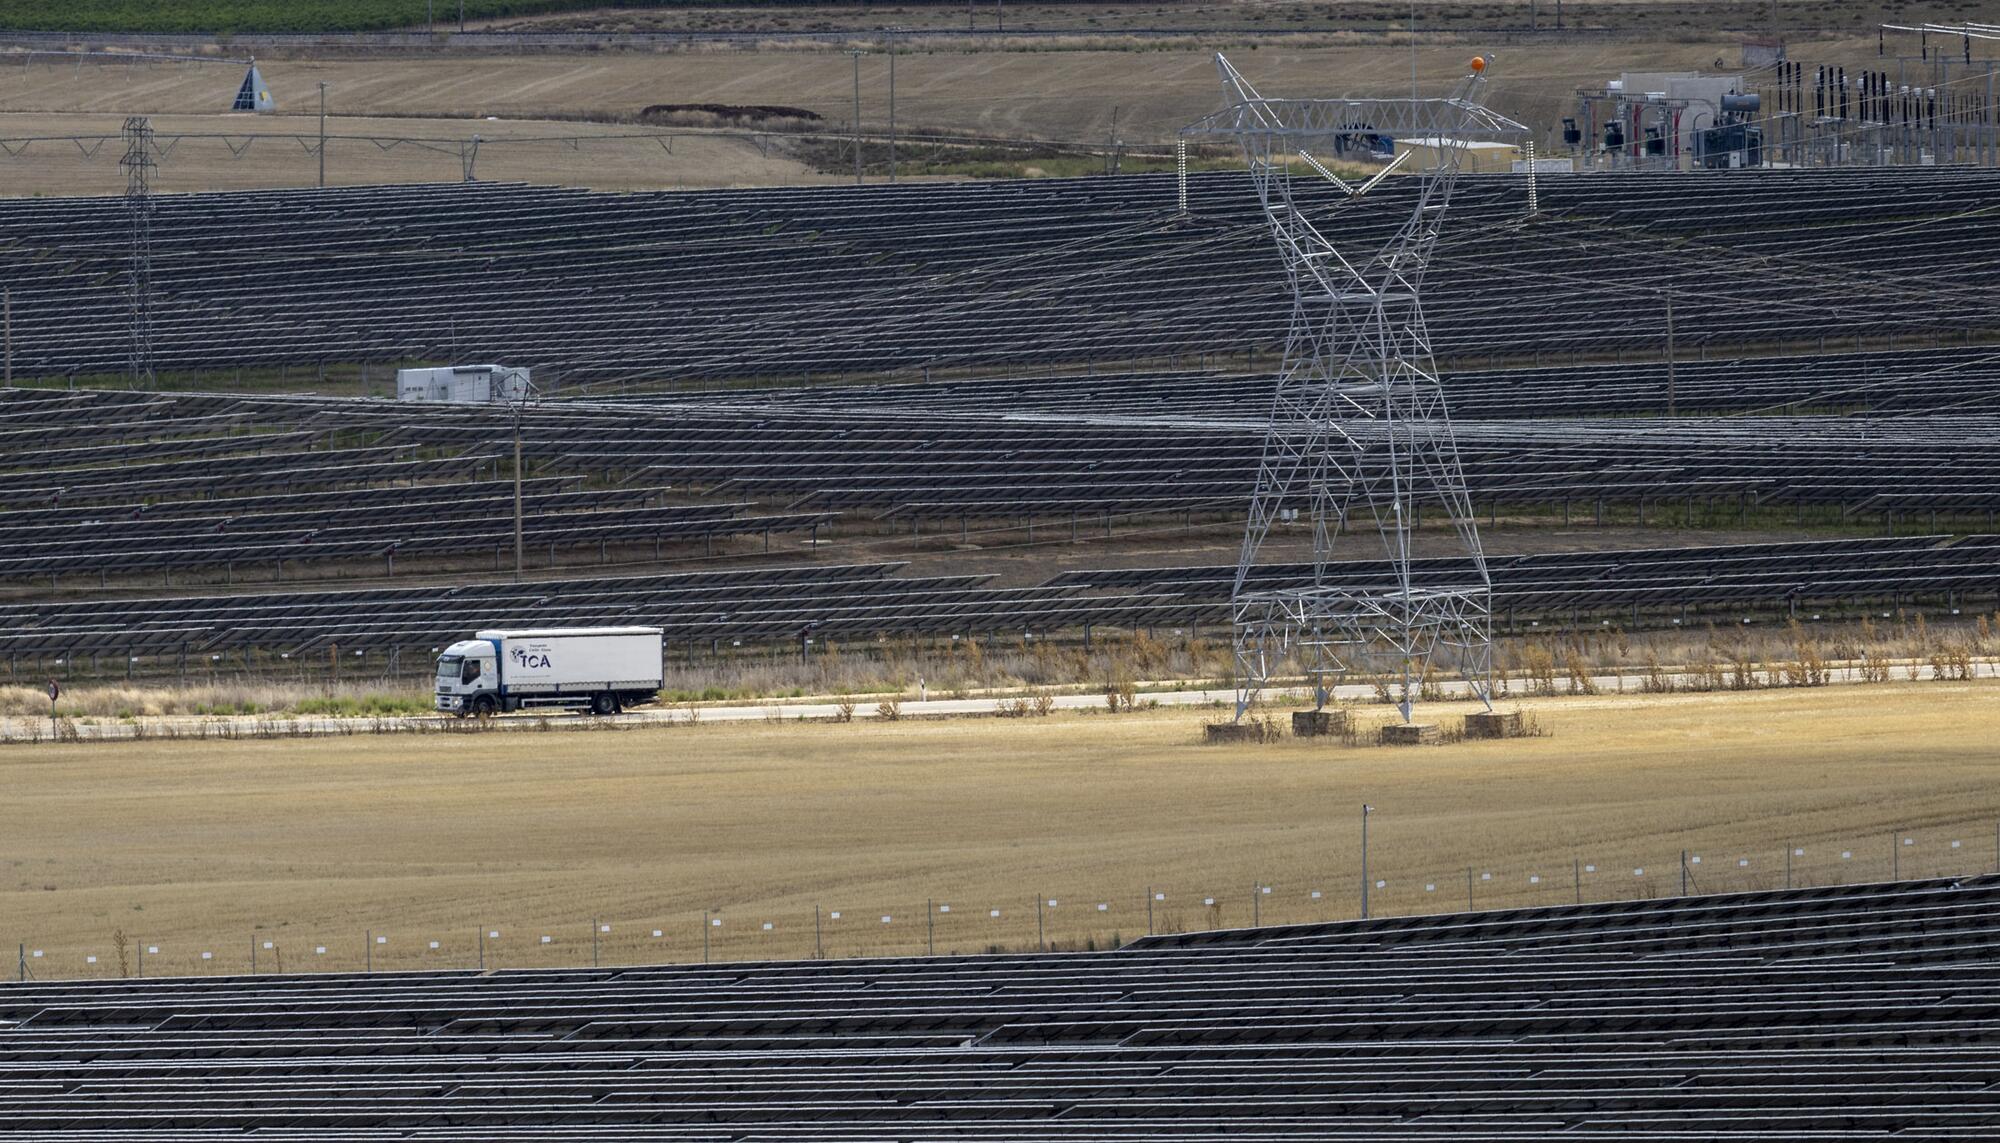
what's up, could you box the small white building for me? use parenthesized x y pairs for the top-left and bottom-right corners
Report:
(396, 365), (533, 404)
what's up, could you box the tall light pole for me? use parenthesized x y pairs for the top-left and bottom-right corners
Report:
(886, 30), (898, 183)
(1361, 804), (1374, 919)
(317, 82), (329, 188)
(850, 49), (865, 185)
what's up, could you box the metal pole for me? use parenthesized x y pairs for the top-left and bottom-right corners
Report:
(1360, 805), (1372, 919)
(365, 930), (372, 972)
(1665, 293), (1676, 417)
(1036, 896), (1044, 951)
(1410, 0), (1418, 100)
(1252, 884), (1260, 927)
(1573, 857), (1581, 904)
(591, 918), (599, 968)
(887, 34), (897, 184)
(926, 898), (934, 956)
(512, 404), (524, 580)
(1466, 867), (1474, 911)
(1893, 832), (1899, 879)
(1679, 849), (1688, 896)
(1785, 845), (1792, 889)
(1146, 887), (1153, 935)
(814, 907), (823, 959)
(702, 912), (710, 963)
(851, 49), (864, 185)
(4, 287), (11, 386)
(317, 82), (328, 188)
(478, 928), (484, 971)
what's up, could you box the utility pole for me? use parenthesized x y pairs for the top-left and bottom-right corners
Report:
(1360, 804), (1373, 919)
(512, 401), (524, 580)
(317, 82), (329, 188)
(1410, 0), (1419, 100)
(1665, 292), (1676, 417)
(850, 49), (865, 185)
(887, 31), (897, 183)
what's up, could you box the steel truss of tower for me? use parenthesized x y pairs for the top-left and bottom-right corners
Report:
(120, 116), (156, 391)
(1182, 53), (1527, 725)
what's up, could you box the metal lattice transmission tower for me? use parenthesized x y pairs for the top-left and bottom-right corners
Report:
(1184, 54), (1526, 724)
(119, 116), (157, 390)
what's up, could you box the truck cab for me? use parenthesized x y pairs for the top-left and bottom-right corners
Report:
(435, 638), (500, 716)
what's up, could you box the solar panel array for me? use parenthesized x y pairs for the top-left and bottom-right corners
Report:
(0, 389), (830, 583)
(3, 876), (1996, 1137)
(1, 168), (1995, 381)
(3, 535), (1989, 661)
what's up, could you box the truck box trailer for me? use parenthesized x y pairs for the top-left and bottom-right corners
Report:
(434, 626), (663, 717)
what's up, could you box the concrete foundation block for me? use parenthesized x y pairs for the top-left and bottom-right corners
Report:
(1380, 722), (1441, 746)
(1464, 711), (1525, 739)
(1204, 722), (1259, 744)
(1291, 709), (1349, 738)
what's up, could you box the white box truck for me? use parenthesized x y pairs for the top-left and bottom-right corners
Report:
(434, 627), (663, 717)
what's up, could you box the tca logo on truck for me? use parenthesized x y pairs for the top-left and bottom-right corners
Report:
(509, 645), (554, 670)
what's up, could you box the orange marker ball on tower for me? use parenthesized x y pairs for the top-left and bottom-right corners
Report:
(1470, 56), (1487, 74)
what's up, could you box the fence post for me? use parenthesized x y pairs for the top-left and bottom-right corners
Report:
(1036, 895), (1045, 952)
(1146, 886), (1153, 935)
(365, 931), (372, 973)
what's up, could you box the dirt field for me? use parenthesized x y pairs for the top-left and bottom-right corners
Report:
(0, 111), (829, 196)
(2, 682), (1994, 978)
(0, 37), (1845, 159)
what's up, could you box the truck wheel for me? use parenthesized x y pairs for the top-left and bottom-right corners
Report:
(471, 694), (498, 719)
(590, 692), (617, 717)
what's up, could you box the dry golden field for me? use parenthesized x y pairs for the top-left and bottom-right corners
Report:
(0, 35), (1859, 194)
(0, 112), (831, 197)
(2, 681), (1996, 978)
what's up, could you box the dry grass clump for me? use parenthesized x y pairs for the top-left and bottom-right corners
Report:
(0, 682), (428, 719)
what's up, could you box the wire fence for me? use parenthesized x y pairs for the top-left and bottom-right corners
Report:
(12, 816), (2000, 983)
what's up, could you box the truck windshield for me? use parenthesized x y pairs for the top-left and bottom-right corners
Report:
(436, 655), (462, 680)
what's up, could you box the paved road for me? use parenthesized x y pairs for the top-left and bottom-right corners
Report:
(5, 659), (1990, 743)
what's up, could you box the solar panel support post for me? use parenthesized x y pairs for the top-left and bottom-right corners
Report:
(1145, 887), (1153, 935)
(1466, 867), (1474, 911)
(814, 907), (823, 959)
(478, 928), (484, 971)
(926, 899), (934, 955)
(365, 930), (371, 972)
(1188, 55), (1520, 727)
(1785, 845), (1792, 889)
(1574, 857), (1581, 903)
(702, 912), (711, 964)
(1035, 895), (1045, 951)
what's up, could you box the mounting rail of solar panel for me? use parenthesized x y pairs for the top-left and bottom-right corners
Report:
(2, 537), (1991, 660)
(4, 877), (2000, 1137)
(1, 168), (1996, 381)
